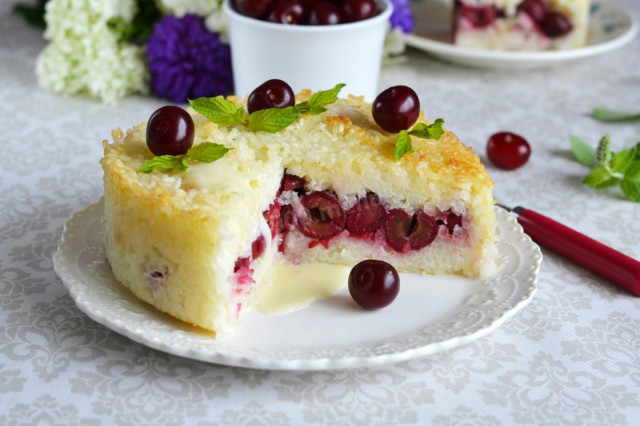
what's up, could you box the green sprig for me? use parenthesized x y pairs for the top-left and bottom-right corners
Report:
(394, 119), (445, 160)
(189, 84), (346, 134)
(570, 135), (640, 202)
(139, 142), (231, 173)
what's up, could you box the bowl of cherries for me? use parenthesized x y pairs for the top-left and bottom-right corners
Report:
(224, 0), (392, 100)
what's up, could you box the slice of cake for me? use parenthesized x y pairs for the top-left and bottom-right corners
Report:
(453, 0), (590, 50)
(101, 88), (498, 334)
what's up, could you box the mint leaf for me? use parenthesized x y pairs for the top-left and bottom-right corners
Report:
(139, 155), (184, 173)
(595, 134), (612, 165)
(189, 97), (247, 127)
(610, 146), (637, 173)
(592, 108), (640, 122)
(187, 142), (231, 163)
(582, 165), (615, 188)
(409, 118), (445, 140)
(624, 160), (640, 181)
(248, 106), (300, 133)
(620, 180), (640, 202)
(296, 83), (346, 115)
(570, 135), (596, 167)
(394, 130), (413, 160)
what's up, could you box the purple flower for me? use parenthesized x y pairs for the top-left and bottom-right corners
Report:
(389, 0), (414, 33)
(147, 14), (233, 103)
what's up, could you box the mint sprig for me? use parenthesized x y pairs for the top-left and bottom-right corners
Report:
(139, 142), (231, 173)
(592, 108), (640, 122)
(296, 83), (346, 115)
(394, 119), (445, 160)
(189, 84), (346, 134)
(570, 135), (640, 202)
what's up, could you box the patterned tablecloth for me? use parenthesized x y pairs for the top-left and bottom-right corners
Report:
(1, 1), (639, 424)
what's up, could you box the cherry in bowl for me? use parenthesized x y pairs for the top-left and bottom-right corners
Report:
(486, 131), (531, 170)
(349, 259), (400, 310)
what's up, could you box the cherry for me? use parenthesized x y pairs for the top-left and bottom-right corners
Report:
(383, 209), (438, 253)
(486, 132), (531, 170)
(460, 4), (496, 28)
(281, 173), (306, 191)
(346, 192), (386, 235)
(349, 260), (400, 310)
(247, 79), (295, 114)
(517, 0), (546, 22)
(269, 0), (306, 24)
(234, 0), (274, 19)
(372, 86), (420, 133)
(263, 202), (281, 238)
(539, 11), (572, 38)
(437, 210), (463, 234)
(341, 0), (376, 23)
(252, 235), (267, 259)
(308, 2), (342, 25)
(297, 191), (345, 239)
(146, 106), (195, 156)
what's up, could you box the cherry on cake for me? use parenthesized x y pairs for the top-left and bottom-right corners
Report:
(453, 0), (590, 50)
(101, 82), (498, 334)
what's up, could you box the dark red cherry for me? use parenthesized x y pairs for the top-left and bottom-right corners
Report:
(247, 79), (295, 114)
(341, 0), (376, 22)
(346, 192), (386, 235)
(461, 4), (496, 28)
(146, 106), (195, 156)
(349, 260), (400, 310)
(486, 132), (531, 170)
(251, 235), (267, 259)
(383, 209), (438, 253)
(234, 0), (274, 19)
(517, 0), (546, 22)
(540, 11), (572, 38)
(263, 202), (281, 238)
(372, 86), (420, 133)
(282, 173), (306, 191)
(269, 0), (305, 24)
(297, 191), (345, 239)
(308, 2), (342, 25)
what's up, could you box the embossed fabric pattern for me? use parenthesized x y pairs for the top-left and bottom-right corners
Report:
(1, 0), (640, 424)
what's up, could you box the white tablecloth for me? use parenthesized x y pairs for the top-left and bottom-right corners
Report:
(1, 0), (639, 424)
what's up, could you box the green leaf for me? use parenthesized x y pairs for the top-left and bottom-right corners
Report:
(624, 160), (640, 182)
(187, 142), (231, 163)
(189, 97), (247, 127)
(592, 108), (640, 122)
(139, 155), (184, 173)
(610, 146), (637, 174)
(582, 165), (615, 188)
(620, 180), (640, 202)
(408, 119), (445, 141)
(248, 106), (300, 133)
(296, 83), (346, 115)
(394, 130), (413, 160)
(569, 135), (596, 167)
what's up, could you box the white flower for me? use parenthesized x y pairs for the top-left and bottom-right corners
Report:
(36, 0), (147, 103)
(383, 27), (408, 66)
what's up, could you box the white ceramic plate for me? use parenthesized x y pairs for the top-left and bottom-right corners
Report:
(53, 200), (541, 370)
(403, 0), (638, 69)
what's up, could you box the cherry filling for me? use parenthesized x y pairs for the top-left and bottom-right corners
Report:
(260, 172), (467, 255)
(454, 0), (573, 38)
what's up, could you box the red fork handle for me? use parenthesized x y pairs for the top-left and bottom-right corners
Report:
(512, 207), (640, 296)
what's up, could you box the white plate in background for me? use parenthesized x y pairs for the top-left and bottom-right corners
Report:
(403, 0), (637, 69)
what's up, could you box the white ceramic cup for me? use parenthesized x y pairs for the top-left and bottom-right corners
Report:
(224, 0), (392, 101)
